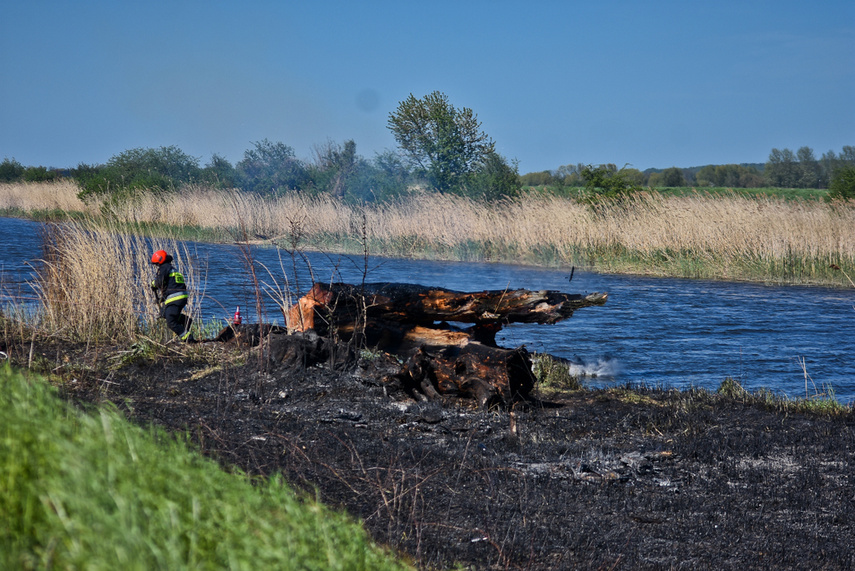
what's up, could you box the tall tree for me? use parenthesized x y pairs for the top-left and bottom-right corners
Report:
(387, 91), (495, 193)
(765, 148), (800, 188)
(797, 146), (822, 188)
(201, 154), (238, 188)
(697, 164), (761, 188)
(580, 164), (642, 204)
(661, 167), (686, 187)
(236, 139), (308, 194)
(312, 139), (357, 198)
(0, 158), (24, 182)
(464, 151), (521, 201)
(828, 166), (855, 201)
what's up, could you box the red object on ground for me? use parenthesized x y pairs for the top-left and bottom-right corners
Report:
(233, 306), (242, 325)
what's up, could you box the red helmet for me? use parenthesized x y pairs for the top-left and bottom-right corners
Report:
(150, 250), (168, 264)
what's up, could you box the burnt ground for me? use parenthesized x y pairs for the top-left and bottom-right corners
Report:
(9, 334), (855, 570)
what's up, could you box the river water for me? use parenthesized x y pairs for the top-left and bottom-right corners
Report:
(3, 216), (854, 403)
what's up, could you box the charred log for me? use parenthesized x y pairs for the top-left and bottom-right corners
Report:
(239, 281), (607, 408)
(214, 325), (355, 371)
(391, 344), (534, 408)
(288, 282), (608, 333)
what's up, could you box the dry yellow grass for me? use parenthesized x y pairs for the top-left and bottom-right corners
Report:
(33, 218), (199, 342)
(3, 181), (853, 286)
(0, 180), (93, 214)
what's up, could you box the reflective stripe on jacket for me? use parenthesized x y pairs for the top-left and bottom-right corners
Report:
(164, 291), (189, 305)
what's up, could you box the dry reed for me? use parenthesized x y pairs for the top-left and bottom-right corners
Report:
(3, 182), (854, 286)
(0, 180), (93, 214)
(33, 218), (199, 343)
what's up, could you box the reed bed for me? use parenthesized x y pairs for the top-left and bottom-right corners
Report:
(33, 219), (199, 343)
(3, 182), (854, 286)
(0, 180), (93, 215)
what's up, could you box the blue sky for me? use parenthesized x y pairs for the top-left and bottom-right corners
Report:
(2, 0), (853, 174)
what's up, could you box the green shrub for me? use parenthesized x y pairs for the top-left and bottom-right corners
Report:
(74, 146), (202, 201)
(236, 139), (310, 194)
(532, 353), (582, 391)
(463, 151), (521, 201)
(827, 165), (855, 201)
(22, 166), (58, 183)
(717, 377), (747, 399)
(199, 153), (239, 188)
(0, 157), (24, 182)
(580, 164), (643, 205)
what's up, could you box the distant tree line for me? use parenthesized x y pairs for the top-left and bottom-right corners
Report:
(2, 90), (853, 203)
(519, 145), (855, 197)
(0, 159), (64, 184)
(0, 91), (521, 205)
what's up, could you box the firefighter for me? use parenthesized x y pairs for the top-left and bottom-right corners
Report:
(150, 249), (194, 342)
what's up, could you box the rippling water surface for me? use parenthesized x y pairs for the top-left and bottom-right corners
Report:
(3, 217), (854, 403)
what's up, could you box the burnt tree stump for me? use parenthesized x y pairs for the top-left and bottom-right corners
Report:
(280, 282), (607, 407)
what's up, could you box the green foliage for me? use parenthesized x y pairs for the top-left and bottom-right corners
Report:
(74, 146), (202, 200)
(695, 164), (764, 188)
(648, 167), (687, 188)
(200, 153), (239, 188)
(520, 145), (851, 195)
(764, 148), (797, 187)
(764, 145), (853, 189)
(358, 150), (412, 202)
(827, 165), (855, 201)
(532, 354), (582, 391)
(305, 142), (417, 203)
(715, 374), (851, 415)
(64, 140), (411, 204)
(309, 139), (358, 198)
(796, 146), (823, 188)
(343, 153), (412, 203)
(110, 146), (201, 186)
(463, 151), (521, 201)
(236, 139), (309, 194)
(717, 377), (748, 399)
(519, 170), (557, 187)
(388, 91), (495, 193)
(518, 164), (591, 192)
(660, 167), (686, 187)
(0, 366), (409, 570)
(580, 164), (643, 204)
(0, 157), (25, 182)
(22, 166), (58, 183)
(553, 163), (587, 187)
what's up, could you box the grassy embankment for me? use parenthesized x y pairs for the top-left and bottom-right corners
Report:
(0, 365), (410, 570)
(1, 180), (852, 287)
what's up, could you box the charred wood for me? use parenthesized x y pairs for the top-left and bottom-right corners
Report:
(224, 281), (606, 408)
(287, 282), (607, 333)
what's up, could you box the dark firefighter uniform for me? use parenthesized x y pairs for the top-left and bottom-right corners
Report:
(150, 250), (193, 342)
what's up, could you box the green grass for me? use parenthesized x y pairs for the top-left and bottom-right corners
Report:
(0, 207), (90, 222)
(107, 220), (235, 244)
(715, 376), (852, 416)
(650, 186), (830, 201)
(531, 353), (583, 392)
(525, 185), (831, 201)
(0, 365), (411, 571)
